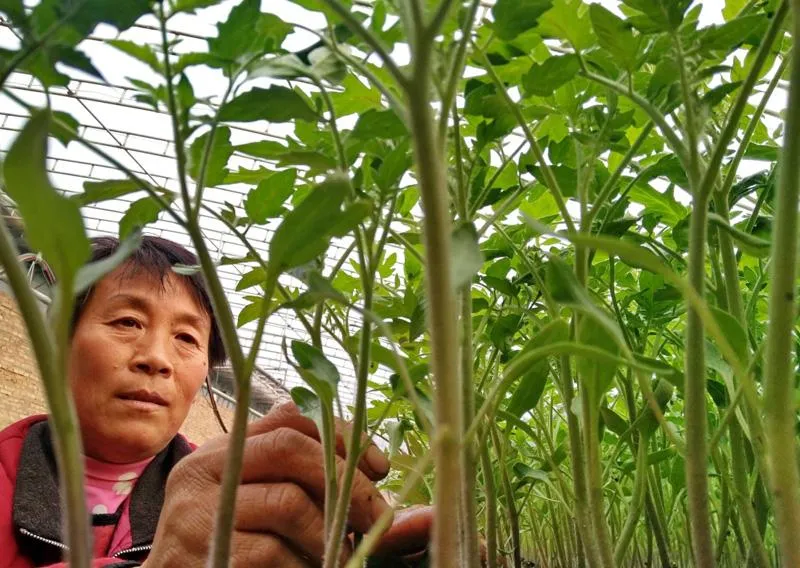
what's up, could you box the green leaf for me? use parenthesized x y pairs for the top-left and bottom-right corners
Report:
(0, 0), (25, 26)
(589, 4), (638, 71)
(506, 319), (569, 417)
(577, 316), (620, 407)
(236, 267), (267, 292)
(51, 111), (79, 146)
(291, 341), (340, 401)
(699, 15), (768, 54)
(235, 141), (288, 160)
(290, 386), (323, 425)
(523, 55), (580, 97)
(73, 180), (161, 207)
(208, 0), (292, 64)
(237, 298), (264, 328)
(188, 126), (233, 188)
(600, 405), (629, 436)
(492, 0), (553, 41)
(351, 109), (408, 140)
(375, 141), (412, 192)
(621, 0), (691, 32)
(537, 0), (595, 51)
(172, 0), (219, 15)
(119, 195), (175, 239)
(3, 111), (90, 279)
(330, 74), (383, 117)
(74, 231), (142, 295)
(269, 174), (368, 276)
(710, 308), (748, 358)
(450, 223), (483, 291)
(708, 212), (771, 257)
(218, 86), (318, 123)
(107, 39), (161, 73)
(244, 169), (297, 224)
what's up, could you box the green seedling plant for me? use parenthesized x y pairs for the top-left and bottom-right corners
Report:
(1, 0), (800, 567)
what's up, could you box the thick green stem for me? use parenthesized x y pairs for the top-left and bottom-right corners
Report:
(582, 400), (614, 568)
(0, 222), (91, 568)
(404, 33), (463, 563)
(683, 199), (715, 568)
(764, 3), (800, 565)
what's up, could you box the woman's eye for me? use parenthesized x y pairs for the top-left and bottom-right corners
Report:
(177, 333), (198, 345)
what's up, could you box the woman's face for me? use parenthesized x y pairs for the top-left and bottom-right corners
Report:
(68, 266), (211, 463)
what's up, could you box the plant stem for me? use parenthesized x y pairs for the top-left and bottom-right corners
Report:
(764, 3), (800, 565)
(491, 426), (521, 568)
(0, 221), (91, 568)
(613, 434), (649, 566)
(158, 1), (192, 216)
(460, 285), (481, 568)
(324, 271), (375, 567)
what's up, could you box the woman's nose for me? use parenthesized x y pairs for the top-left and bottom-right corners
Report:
(131, 336), (174, 377)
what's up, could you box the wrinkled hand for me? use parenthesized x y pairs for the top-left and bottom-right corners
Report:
(144, 403), (431, 567)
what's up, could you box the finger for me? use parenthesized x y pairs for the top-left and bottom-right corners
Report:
(232, 427), (391, 533)
(372, 506), (433, 557)
(249, 403), (390, 480)
(200, 403), (389, 480)
(235, 482), (355, 565)
(231, 531), (312, 568)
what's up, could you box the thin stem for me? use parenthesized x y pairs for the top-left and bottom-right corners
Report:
(158, 1), (192, 216)
(581, 71), (690, 168)
(584, 123), (654, 232)
(614, 435), (649, 566)
(317, 0), (408, 88)
(437, 0), (482, 144)
(719, 56), (789, 200)
(475, 44), (576, 234)
(0, 221), (91, 568)
(696, 0), (789, 203)
(764, 3), (800, 565)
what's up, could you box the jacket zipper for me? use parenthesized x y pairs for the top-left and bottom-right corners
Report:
(20, 527), (152, 559)
(113, 544), (153, 558)
(19, 527), (68, 550)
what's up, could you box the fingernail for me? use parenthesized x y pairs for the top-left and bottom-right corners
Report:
(366, 445), (390, 476)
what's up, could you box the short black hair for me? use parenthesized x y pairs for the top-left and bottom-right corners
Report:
(71, 235), (226, 368)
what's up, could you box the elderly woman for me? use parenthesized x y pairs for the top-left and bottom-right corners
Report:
(0, 236), (431, 567)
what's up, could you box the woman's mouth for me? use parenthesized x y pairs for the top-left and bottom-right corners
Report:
(117, 390), (169, 409)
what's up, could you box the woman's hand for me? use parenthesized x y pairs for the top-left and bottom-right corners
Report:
(144, 403), (395, 567)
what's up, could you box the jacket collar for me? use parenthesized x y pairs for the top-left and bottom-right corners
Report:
(14, 419), (193, 548)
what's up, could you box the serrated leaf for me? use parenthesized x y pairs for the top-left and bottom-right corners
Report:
(119, 194), (175, 239)
(107, 39), (161, 73)
(523, 54), (580, 97)
(291, 341), (340, 401)
(492, 0), (553, 41)
(290, 386), (323, 425)
(188, 126), (233, 188)
(208, 0), (291, 65)
(269, 174), (366, 277)
(51, 111), (79, 146)
(244, 169), (296, 224)
(218, 86), (318, 123)
(73, 180), (161, 207)
(506, 319), (569, 417)
(589, 4), (638, 71)
(236, 267), (267, 292)
(3, 111), (90, 279)
(537, 0), (595, 50)
(351, 109), (408, 140)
